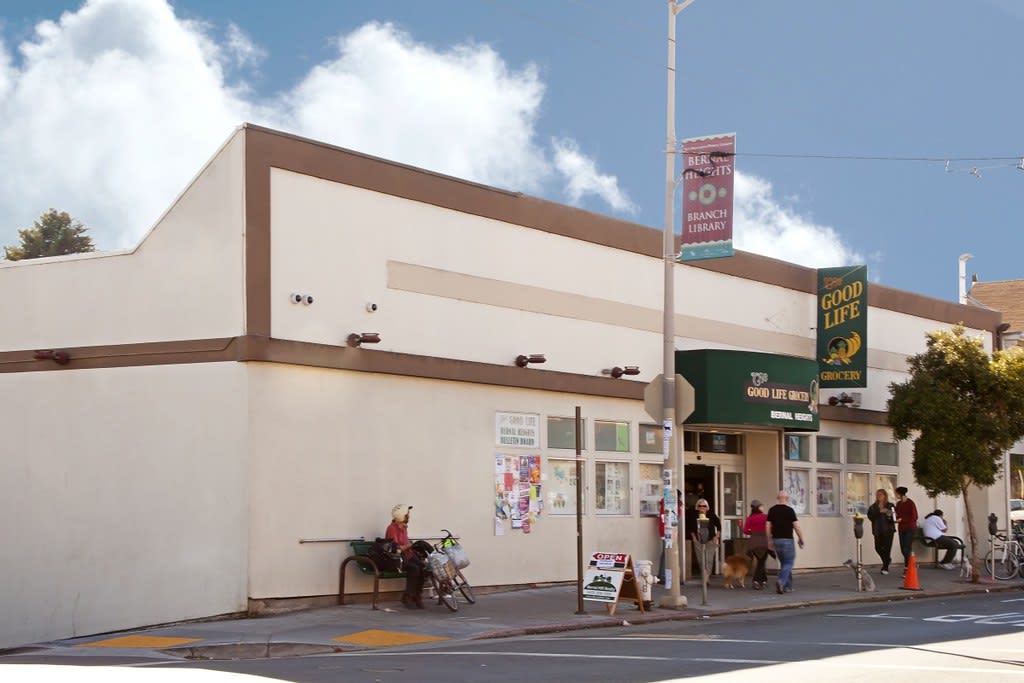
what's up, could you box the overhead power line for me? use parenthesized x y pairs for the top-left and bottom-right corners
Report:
(719, 152), (1023, 163)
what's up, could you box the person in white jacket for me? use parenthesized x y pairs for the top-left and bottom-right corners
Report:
(921, 510), (961, 569)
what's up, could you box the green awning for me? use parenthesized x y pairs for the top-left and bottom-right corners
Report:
(676, 349), (820, 432)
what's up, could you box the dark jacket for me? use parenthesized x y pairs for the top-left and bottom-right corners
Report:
(685, 507), (722, 544)
(867, 501), (896, 537)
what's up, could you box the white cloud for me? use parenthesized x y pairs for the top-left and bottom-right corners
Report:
(225, 22), (266, 69)
(552, 138), (634, 213)
(733, 171), (863, 268)
(278, 22), (551, 192)
(0, 2), (630, 250)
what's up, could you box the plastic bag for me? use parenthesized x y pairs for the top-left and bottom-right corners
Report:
(428, 551), (453, 580)
(444, 543), (470, 570)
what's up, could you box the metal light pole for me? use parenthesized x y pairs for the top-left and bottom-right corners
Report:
(659, 0), (695, 610)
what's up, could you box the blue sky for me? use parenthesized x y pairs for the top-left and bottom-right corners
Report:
(1, 0), (1021, 301)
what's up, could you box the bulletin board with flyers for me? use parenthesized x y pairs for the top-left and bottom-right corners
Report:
(494, 454), (542, 535)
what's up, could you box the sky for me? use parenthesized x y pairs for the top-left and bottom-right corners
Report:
(1, 0), (1021, 301)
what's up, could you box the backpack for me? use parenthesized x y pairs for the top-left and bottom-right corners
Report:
(367, 538), (404, 573)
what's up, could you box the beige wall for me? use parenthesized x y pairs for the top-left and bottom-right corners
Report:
(0, 363), (249, 648)
(0, 130), (246, 350)
(246, 363), (663, 598)
(267, 169), (991, 415)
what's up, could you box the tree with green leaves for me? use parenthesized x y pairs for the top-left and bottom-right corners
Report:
(3, 209), (95, 261)
(888, 325), (1024, 581)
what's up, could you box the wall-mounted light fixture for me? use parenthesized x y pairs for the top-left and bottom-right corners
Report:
(347, 333), (381, 348)
(828, 392), (858, 407)
(602, 366), (640, 379)
(34, 350), (71, 365)
(515, 354), (546, 368)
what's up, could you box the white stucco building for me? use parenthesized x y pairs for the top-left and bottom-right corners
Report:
(0, 125), (1006, 648)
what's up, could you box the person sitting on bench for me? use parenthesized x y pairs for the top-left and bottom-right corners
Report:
(921, 509), (961, 569)
(385, 504), (426, 609)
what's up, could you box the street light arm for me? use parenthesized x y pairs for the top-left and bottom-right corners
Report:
(673, 0), (697, 14)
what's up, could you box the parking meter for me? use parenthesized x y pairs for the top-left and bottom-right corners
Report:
(988, 513), (999, 537)
(696, 513), (711, 544)
(853, 513), (864, 539)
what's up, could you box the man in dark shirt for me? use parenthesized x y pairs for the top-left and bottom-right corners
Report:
(894, 486), (919, 572)
(766, 490), (805, 594)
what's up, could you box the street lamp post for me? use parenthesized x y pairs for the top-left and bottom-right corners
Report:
(659, 0), (695, 610)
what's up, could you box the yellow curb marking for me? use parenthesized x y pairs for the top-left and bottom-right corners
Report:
(75, 635), (201, 649)
(332, 629), (451, 647)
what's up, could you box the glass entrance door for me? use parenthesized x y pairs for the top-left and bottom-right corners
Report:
(718, 468), (746, 566)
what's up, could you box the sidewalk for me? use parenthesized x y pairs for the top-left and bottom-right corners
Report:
(12, 567), (1024, 661)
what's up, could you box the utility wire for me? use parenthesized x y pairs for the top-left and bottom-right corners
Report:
(692, 152), (1023, 162)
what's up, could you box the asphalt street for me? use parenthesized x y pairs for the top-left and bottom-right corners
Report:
(4, 592), (1024, 682)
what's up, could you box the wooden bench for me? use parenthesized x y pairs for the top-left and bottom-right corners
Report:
(339, 540), (408, 610)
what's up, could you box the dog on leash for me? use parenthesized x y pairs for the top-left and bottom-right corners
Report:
(842, 558), (877, 592)
(959, 561), (972, 580)
(722, 554), (751, 589)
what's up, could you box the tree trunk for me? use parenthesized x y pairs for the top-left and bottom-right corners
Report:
(961, 480), (980, 583)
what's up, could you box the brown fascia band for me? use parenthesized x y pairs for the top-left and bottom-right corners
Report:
(0, 335), (889, 425)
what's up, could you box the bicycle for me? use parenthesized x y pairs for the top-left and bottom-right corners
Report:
(420, 529), (475, 612)
(983, 527), (1024, 580)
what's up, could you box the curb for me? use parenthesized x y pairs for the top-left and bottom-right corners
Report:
(470, 582), (1024, 641)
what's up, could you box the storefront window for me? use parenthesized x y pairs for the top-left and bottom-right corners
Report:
(698, 432), (743, 454)
(846, 472), (869, 516)
(847, 439), (869, 465)
(548, 416), (584, 450)
(595, 461), (630, 515)
(876, 473), (897, 502)
(816, 436), (841, 463)
(683, 431), (697, 452)
(595, 420), (630, 452)
(639, 424), (662, 454)
(1012, 454), (1024, 500)
(876, 441), (898, 466)
(546, 459), (583, 514)
(816, 471), (839, 516)
(784, 469), (810, 515)
(786, 435), (810, 461)
(639, 462), (662, 516)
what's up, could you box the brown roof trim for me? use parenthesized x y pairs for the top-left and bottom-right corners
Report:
(0, 336), (643, 400)
(0, 338), (239, 373)
(244, 337), (644, 400)
(240, 124), (1001, 331)
(2, 335), (889, 425)
(244, 132), (272, 338)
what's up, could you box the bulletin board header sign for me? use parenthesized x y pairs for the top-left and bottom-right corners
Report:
(495, 412), (540, 448)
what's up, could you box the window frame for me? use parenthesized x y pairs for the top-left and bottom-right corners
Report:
(547, 415), (584, 450)
(594, 419), (631, 453)
(816, 436), (842, 464)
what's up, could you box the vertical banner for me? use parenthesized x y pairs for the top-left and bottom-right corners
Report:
(679, 133), (735, 262)
(817, 265), (868, 388)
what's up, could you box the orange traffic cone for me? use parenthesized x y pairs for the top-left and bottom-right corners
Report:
(900, 554), (923, 591)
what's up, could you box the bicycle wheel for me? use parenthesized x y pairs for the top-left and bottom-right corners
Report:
(455, 569), (476, 604)
(430, 573), (458, 612)
(983, 549), (1019, 580)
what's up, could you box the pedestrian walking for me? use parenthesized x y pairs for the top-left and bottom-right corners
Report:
(766, 490), (805, 594)
(894, 486), (918, 572)
(866, 488), (896, 574)
(742, 499), (772, 589)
